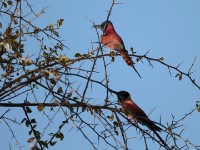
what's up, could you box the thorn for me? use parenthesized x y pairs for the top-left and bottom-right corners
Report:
(145, 49), (151, 56)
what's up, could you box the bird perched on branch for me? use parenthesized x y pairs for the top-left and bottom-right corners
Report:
(115, 90), (162, 131)
(113, 90), (170, 149)
(93, 20), (141, 78)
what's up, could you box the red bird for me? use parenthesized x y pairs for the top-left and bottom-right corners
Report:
(115, 91), (170, 149)
(116, 91), (162, 131)
(93, 20), (142, 78)
(106, 88), (169, 148)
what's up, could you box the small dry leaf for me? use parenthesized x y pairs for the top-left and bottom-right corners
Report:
(107, 115), (114, 121)
(7, 1), (13, 5)
(179, 74), (182, 80)
(28, 137), (35, 143)
(37, 104), (45, 112)
(82, 106), (86, 112)
(5, 43), (10, 50)
(159, 57), (164, 61)
(196, 101), (200, 112)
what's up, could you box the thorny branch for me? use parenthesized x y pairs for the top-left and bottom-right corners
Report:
(132, 53), (200, 90)
(0, 0), (199, 150)
(22, 106), (43, 149)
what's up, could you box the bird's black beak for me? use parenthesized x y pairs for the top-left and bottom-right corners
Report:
(92, 24), (101, 29)
(108, 90), (123, 102)
(108, 89), (126, 102)
(108, 88), (118, 95)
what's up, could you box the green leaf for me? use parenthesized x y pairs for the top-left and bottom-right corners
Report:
(73, 97), (79, 101)
(49, 78), (57, 85)
(25, 120), (29, 127)
(21, 118), (26, 123)
(27, 137), (35, 143)
(57, 87), (63, 93)
(35, 131), (41, 139)
(37, 104), (45, 112)
(113, 121), (118, 126)
(82, 106), (86, 112)
(59, 132), (64, 141)
(74, 53), (81, 57)
(67, 92), (72, 98)
(32, 124), (37, 129)
(2, 2), (7, 8)
(40, 140), (48, 148)
(115, 130), (119, 136)
(31, 119), (36, 123)
(59, 124), (63, 130)
(55, 132), (64, 141)
(26, 107), (32, 113)
(50, 141), (57, 146)
(55, 133), (59, 138)
(28, 130), (32, 135)
(111, 57), (115, 62)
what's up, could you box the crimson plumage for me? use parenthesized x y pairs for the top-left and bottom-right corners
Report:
(93, 21), (141, 78)
(116, 91), (162, 132)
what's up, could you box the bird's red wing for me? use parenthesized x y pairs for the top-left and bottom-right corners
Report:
(114, 33), (125, 50)
(122, 99), (149, 120)
(101, 34), (125, 52)
(122, 99), (162, 131)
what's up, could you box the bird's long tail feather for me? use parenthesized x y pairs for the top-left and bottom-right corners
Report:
(120, 51), (142, 78)
(132, 65), (142, 79)
(153, 130), (170, 150)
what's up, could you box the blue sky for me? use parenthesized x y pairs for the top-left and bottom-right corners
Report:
(1, 0), (200, 150)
